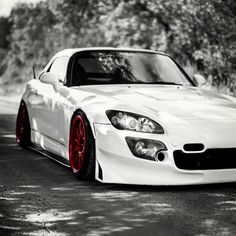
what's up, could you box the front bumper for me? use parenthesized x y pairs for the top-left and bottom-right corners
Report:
(93, 124), (236, 185)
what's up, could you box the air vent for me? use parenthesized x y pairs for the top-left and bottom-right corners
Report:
(174, 148), (236, 170)
(183, 143), (204, 152)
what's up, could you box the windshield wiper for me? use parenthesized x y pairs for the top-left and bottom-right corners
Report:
(110, 81), (184, 85)
(152, 81), (183, 86)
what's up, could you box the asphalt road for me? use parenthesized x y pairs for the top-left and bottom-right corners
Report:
(0, 104), (236, 235)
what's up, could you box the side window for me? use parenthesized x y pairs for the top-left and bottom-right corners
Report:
(48, 56), (69, 83)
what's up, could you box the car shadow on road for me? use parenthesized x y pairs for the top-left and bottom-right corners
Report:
(1, 114), (236, 236)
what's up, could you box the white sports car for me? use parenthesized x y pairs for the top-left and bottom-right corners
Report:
(16, 47), (236, 185)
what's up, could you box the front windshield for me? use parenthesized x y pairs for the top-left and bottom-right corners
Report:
(71, 51), (193, 86)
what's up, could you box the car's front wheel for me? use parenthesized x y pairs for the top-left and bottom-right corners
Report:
(16, 101), (31, 147)
(69, 111), (95, 180)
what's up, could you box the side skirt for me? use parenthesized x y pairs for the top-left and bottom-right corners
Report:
(28, 144), (70, 168)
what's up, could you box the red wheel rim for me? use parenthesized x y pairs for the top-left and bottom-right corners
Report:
(69, 115), (86, 173)
(16, 103), (26, 144)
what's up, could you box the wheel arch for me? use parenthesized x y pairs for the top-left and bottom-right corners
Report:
(70, 108), (96, 140)
(69, 108), (96, 180)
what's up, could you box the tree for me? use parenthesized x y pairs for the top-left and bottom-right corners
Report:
(0, 17), (12, 76)
(1, 0), (235, 95)
(3, 2), (57, 83)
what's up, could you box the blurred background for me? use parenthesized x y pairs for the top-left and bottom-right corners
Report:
(0, 0), (235, 96)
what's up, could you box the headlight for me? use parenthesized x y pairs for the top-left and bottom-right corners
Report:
(106, 110), (164, 134)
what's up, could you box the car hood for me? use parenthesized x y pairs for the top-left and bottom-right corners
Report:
(73, 85), (236, 141)
(77, 85), (236, 120)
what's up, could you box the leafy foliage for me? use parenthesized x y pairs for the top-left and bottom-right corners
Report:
(3, 2), (57, 83)
(0, 16), (11, 76)
(0, 0), (235, 95)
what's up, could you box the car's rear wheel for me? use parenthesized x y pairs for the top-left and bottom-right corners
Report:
(16, 101), (31, 147)
(69, 111), (95, 180)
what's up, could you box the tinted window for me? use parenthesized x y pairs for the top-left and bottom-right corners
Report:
(49, 56), (69, 83)
(71, 51), (192, 86)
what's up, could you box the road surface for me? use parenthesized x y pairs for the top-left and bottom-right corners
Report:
(0, 98), (236, 236)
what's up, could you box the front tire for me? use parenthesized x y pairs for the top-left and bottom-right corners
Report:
(69, 111), (95, 180)
(16, 101), (31, 147)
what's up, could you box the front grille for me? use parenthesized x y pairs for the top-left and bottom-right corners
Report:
(173, 148), (236, 170)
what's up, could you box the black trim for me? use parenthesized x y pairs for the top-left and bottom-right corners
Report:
(98, 163), (103, 180)
(174, 148), (236, 170)
(29, 144), (70, 167)
(183, 143), (204, 152)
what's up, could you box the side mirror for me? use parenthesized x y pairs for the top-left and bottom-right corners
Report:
(40, 73), (61, 92)
(193, 74), (206, 87)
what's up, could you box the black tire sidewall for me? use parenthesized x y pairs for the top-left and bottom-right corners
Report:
(16, 101), (31, 147)
(70, 111), (95, 180)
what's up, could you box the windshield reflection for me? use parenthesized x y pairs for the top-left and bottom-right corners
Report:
(71, 51), (193, 86)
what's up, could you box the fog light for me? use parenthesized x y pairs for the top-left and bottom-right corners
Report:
(157, 152), (165, 162)
(126, 137), (167, 161)
(135, 141), (146, 155)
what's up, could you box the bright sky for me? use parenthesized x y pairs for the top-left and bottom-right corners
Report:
(0, 0), (43, 16)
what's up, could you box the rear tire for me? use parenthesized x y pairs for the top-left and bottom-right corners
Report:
(69, 111), (95, 180)
(16, 101), (31, 147)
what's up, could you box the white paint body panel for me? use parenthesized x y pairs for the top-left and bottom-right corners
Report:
(20, 48), (236, 185)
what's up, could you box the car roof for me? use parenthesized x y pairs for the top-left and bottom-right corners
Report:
(54, 47), (166, 58)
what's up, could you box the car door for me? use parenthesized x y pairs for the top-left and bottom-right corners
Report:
(32, 56), (69, 152)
